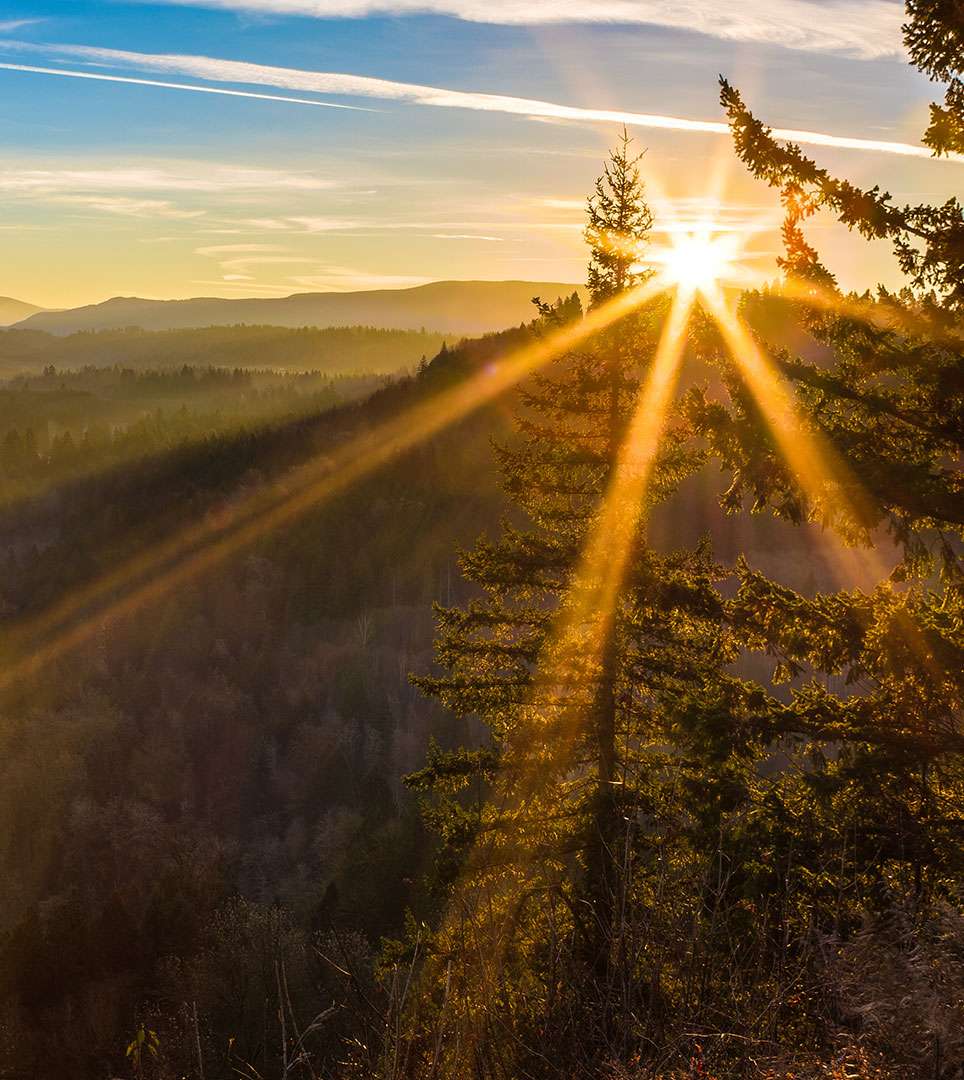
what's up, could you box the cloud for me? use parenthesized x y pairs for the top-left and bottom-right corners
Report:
(218, 255), (320, 271)
(432, 233), (504, 241)
(190, 278), (296, 292)
(241, 217), (295, 231)
(0, 164), (338, 224)
(194, 242), (313, 277)
(0, 163), (334, 194)
(142, 1), (905, 59)
(2, 40), (956, 162)
(288, 267), (432, 290)
(203, 215), (368, 233)
(0, 20), (42, 33)
(286, 216), (364, 232)
(195, 242), (290, 254)
(0, 61), (375, 111)
(57, 196), (206, 219)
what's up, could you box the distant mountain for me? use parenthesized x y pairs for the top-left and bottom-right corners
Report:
(0, 297), (43, 326)
(15, 281), (586, 336)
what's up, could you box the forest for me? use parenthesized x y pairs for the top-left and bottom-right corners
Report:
(0, 3), (961, 1079)
(0, 325), (448, 379)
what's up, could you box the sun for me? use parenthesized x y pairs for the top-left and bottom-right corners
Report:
(648, 229), (743, 296)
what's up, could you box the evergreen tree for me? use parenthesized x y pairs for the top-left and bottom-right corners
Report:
(705, 0), (962, 781)
(668, 6), (964, 1070)
(403, 135), (761, 1077)
(905, 0), (964, 158)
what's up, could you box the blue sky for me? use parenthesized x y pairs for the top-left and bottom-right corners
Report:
(0, 0), (959, 307)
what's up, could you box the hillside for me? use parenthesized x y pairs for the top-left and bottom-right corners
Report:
(0, 297), (43, 326)
(0, 312), (887, 1073)
(0, 324), (448, 379)
(15, 280), (586, 336)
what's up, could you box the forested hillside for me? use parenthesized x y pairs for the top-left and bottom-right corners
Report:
(0, 291), (916, 1077)
(0, 333), (514, 1075)
(0, 365), (389, 511)
(0, 324), (448, 380)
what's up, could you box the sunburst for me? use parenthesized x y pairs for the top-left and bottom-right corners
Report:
(649, 228), (745, 295)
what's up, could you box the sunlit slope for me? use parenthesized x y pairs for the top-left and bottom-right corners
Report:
(15, 281), (587, 336)
(0, 332), (524, 1074)
(0, 324), (448, 378)
(0, 326), (525, 630)
(0, 297), (43, 327)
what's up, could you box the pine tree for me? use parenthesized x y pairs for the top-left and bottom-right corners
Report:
(905, 0), (964, 158)
(675, 6), (964, 1060)
(707, 2), (962, 748)
(403, 135), (758, 1076)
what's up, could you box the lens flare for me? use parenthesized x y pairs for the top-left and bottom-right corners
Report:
(649, 229), (744, 296)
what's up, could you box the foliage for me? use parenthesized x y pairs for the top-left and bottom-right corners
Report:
(389, 7), (963, 1078)
(398, 136), (782, 1078)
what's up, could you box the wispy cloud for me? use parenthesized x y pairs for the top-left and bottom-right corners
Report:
(0, 162), (345, 225)
(58, 196), (206, 219)
(432, 233), (504, 241)
(194, 241), (316, 277)
(289, 267), (432, 290)
(542, 198), (585, 211)
(143, 1), (905, 59)
(194, 242), (290, 254)
(0, 20), (42, 33)
(219, 255), (319, 271)
(0, 164), (335, 194)
(287, 216), (365, 231)
(0, 61), (375, 111)
(1, 40), (955, 162)
(190, 278), (297, 292)
(193, 265), (434, 293)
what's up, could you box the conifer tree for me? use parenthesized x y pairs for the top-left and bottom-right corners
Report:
(706, 1), (962, 756)
(675, 6), (964, 1058)
(905, 0), (964, 158)
(403, 135), (762, 1077)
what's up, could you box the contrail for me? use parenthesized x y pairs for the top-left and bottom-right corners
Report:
(1, 45), (959, 162)
(0, 61), (376, 111)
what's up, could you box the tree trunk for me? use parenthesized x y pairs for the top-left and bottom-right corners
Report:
(585, 627), (619, 984)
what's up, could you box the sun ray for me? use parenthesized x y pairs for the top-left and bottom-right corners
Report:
(556, 290), (694, 640)
(701, 285), (952, 693)
(398, 201), (768, 1064)
(401, 291), (695, 1068)
(0, 277), (671, 694)
(702, 284), (887, 576)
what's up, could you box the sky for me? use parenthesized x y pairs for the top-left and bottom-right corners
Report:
(0, 0), (960, 308)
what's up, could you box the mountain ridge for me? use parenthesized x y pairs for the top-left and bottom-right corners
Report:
(15, 280), (587, 336)
(0, 296), (44, 326)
